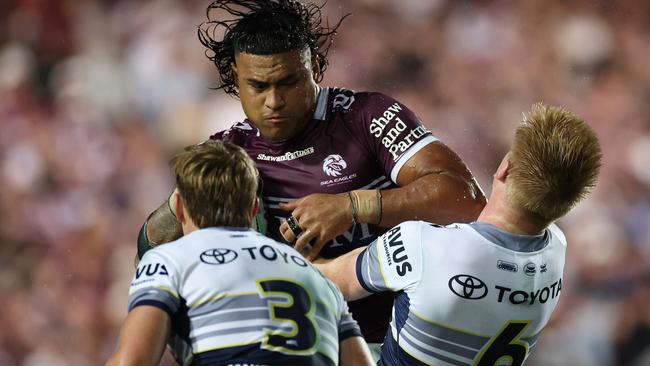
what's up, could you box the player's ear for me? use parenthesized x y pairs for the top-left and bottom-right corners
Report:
(311, 56), (321, 81)
(494, 152), (511, 183)
(174, 189), (186, 224)
(231, 61), (239, 88)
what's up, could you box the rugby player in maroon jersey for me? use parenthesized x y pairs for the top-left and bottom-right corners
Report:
(136, 0), (486, 359)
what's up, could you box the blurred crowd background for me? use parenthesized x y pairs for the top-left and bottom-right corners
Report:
(1, 0), (649, 365)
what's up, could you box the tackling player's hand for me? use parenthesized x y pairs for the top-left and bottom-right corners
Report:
(279, 193), (353, 261)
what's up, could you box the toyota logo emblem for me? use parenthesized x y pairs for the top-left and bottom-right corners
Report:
(200, 248), (238, 265)
(448, 274), (488, 300)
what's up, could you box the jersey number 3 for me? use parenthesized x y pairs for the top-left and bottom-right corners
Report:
(257, 279), (319, 354)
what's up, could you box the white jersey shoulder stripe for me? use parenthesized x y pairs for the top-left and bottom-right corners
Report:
(313, 86), (329, 121)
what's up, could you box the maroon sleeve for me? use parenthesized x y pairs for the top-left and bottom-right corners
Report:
(345, 92), (438, 183)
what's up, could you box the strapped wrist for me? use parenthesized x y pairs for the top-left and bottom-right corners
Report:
(348, 191), (358, 226)
(349, 189), (382, 225)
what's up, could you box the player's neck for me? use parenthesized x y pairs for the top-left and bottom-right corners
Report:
(181, 220), (200, 236)
(478, 196), (547, 236)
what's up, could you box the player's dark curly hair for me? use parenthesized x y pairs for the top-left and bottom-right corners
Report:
(198, 0), (347, 98)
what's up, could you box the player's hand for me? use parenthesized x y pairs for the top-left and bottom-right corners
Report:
(279, 193), (353, 261)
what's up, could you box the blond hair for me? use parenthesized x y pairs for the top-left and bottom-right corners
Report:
(507, 104), (602, 222)
(171, 140), (259, 228)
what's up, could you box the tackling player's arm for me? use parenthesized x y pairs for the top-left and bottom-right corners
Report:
(314, 247), (370, 301)
(281, 141), (485, 259)
(381, 140), (486, 227)
(316, 221), (424, 301)
(106, 306), (171, 366)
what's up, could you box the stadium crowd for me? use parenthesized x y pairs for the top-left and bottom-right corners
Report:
(0, 0), (648, 365)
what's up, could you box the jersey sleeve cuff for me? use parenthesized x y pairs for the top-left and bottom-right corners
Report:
(339, 326), (363, 341)
(355, 247), (375, 293)
(390, 135), (438, 183)
(129, 299), (175, 317)
(128, 287), (180, 314)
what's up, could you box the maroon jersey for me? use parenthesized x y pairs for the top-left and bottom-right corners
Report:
(211, 87), (437, 341)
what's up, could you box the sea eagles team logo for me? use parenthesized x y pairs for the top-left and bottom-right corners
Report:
(448, 274), (488, 300)
(200, 248), (238, 265)
(323, 154), (347, 177)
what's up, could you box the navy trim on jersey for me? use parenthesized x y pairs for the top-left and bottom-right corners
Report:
(348, 293), (395, 343)
(394, 292), (410, 335)
(168, 298), (193, 365)
(470, 221), (550, 252)
(193, 343), (335, 366)
(355, 247), (374, 293)
(130, 299), (174, 317)
(171, 298), (191, 343)
(339, 327), (363, 342)
(380, 332), (472, 366)
(379, 333), (429, 366)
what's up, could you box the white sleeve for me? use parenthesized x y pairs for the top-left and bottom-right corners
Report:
(325, 279), (363, 340)
(128, 249), (180, 316)
(355, 221), (424, 293)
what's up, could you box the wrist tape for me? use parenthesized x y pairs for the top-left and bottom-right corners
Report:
(349, 189), (382, 225)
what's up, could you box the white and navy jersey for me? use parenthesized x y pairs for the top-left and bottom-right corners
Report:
(129, 227), (361, 366)
(356, 221), (566, 366)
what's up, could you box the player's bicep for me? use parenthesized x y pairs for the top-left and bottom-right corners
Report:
(357, 221), (423, 292)
(395, 141), (477, 186)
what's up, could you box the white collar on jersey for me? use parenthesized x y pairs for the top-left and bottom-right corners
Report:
(313, 86), (329, 121)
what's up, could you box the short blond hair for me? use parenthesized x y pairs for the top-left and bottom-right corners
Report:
(507, 104), (602, 222)
(171, 140), (259, 228)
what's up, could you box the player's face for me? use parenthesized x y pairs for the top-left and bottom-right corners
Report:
(232, 48), (319, 142)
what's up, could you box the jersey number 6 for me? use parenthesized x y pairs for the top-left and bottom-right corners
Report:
(476, 321), (530, 366)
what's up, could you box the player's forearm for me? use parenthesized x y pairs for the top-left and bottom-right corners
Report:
(315, 247), (370, 301)
(379, 172), (486, 227)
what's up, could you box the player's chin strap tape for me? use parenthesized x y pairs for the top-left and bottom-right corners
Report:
(137, 214), (155, 260)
